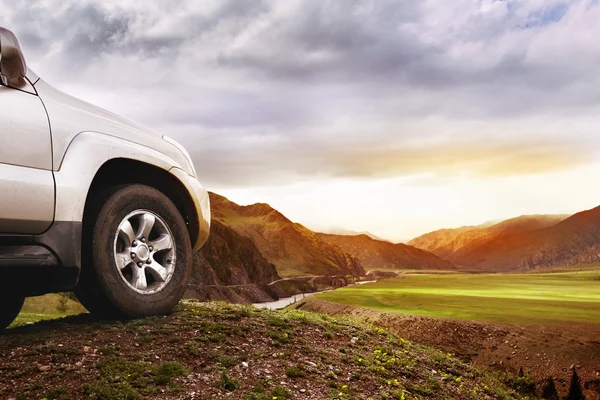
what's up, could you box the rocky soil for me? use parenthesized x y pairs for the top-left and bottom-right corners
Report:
(0, 301), (536, 400)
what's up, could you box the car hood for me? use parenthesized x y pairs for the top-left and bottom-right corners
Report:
(33, 77), (191, 174)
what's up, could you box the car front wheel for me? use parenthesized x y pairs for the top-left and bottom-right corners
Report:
(76, 184), (192, 318)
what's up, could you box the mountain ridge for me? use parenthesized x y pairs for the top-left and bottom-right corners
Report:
(209, 192), (365, 277)
(318, 232), (455, 271)
(408, 209), (600, 271)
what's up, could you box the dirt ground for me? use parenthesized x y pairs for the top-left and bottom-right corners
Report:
(299, 297), (600, 399)
(0, 301), (535, 400)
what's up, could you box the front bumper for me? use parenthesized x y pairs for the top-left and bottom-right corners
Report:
(169, 167), (211, 251)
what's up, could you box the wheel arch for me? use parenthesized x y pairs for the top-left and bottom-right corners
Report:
(82, 158), (200, 247)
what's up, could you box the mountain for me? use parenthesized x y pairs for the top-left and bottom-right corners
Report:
(407, 225), (483, 259)
(315, 226), (385, 241)
(408, 215), (568, 260)
(209, 192), (365, 277)
(187, 220), (280, 303)
(410, 209), (600, 271)
(318, 233), (455, 270)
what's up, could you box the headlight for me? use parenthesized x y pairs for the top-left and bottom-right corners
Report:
(163, 135), (197, 178)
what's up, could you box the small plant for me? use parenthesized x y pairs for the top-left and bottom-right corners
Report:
(217, 371), (241, 392)
(219, 355), (239, 369)
(154, 361), (188, 385)
(100, 346), (119, 356)
(498, 370), (536, 395)
(184, 341), (200, 356)
(285, 365), (306, 378)
(271, 385), (292, 398)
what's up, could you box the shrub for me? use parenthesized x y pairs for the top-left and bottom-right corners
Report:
(541, 376), (559, 400)
(154, 361), (188, 385)
(566, 369), (585, 400)
(285, 365), (306, 378)
(216, 371), (240, 392)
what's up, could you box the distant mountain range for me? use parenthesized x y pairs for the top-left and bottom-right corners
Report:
(315, 226), (385, 241)
(409, 208), (600, 271)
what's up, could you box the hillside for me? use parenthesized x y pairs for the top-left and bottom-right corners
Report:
(188, 220), (280, 303)
(318, 233), (455, 270)
(567, 243), (600, 266)
(1, 301), (537, 400)
(408, 214), (586, 271)
(449, 207), (600, 270)
(409, 215), (567, 260)
(407, 225), (482, 258)
(458, 209), (599, 270)
(210, 192), (364, 277)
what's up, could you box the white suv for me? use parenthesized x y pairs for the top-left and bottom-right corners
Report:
(0, 27), (210, 329)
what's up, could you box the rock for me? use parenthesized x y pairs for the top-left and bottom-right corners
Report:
(300, 389), (306, 393)
(241, 362), (249, 368)
(350, 337), (358, 344)
(39, 365), (51, 372)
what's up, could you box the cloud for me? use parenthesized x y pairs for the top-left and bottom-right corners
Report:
(1, 0), (599, 190)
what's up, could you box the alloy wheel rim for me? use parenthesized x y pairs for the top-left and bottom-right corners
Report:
(113, 210), (176, 294)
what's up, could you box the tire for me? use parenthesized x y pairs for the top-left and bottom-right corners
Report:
(75, 184), (192, 318)
(0, 293), (25, 331)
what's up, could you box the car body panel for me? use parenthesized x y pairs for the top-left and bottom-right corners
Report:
(0, 84), (54, 234)
(169, 167), (211, 250)
(0, 163), (54, 233)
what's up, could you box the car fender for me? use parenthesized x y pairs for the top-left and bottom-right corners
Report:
(54, 131), (185, 223)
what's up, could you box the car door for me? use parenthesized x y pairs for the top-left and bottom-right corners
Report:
(0, 84), (54, 234)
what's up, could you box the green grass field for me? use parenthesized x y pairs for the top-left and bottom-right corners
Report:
(316, 267), (600, 325)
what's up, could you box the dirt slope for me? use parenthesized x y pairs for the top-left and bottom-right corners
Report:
(318, 233), (455, 270)
(188, 220), (280, 303)
(0, 302), (534, 400)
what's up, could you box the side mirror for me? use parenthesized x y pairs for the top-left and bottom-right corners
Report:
(0, 27), (27, 88)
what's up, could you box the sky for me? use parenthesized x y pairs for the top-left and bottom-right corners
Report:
(3, 0), (600, 242)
